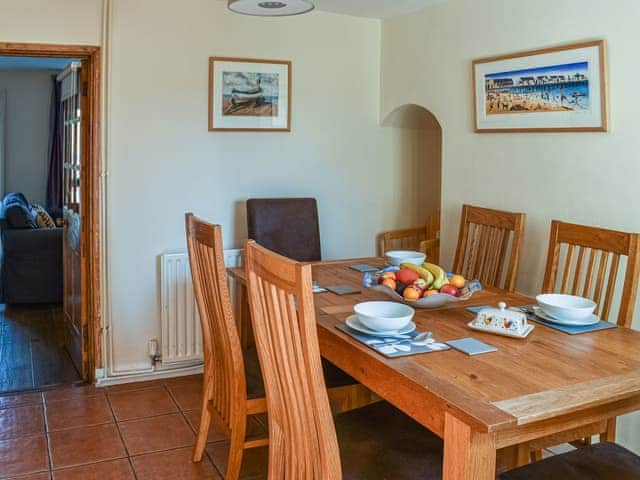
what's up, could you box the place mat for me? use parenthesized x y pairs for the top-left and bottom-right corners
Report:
(468, 305), (617, 335)
(336, 324), (450, 358)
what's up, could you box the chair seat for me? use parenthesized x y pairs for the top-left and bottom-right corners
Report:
(336, 401), (443, 480)
(498, 442), (640, 480)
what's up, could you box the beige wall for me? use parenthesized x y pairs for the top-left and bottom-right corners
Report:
(381, 0), (640, 452)
(0, 69), (56, 204)
(105, 0), (393, 372)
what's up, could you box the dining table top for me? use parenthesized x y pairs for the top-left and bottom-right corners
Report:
(228, 257), (640, 443)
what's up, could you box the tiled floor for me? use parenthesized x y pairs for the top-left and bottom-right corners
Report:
(0, 375), (268, 479)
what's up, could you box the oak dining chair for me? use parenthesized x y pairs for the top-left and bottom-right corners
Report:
(244, 239), (445, 479)
(381, 210), (440, 263)
(453, 204), (526, 292)
(542, 220), (640, 328)
(526, 220), (640, 462)
(185, 213), (267, 478)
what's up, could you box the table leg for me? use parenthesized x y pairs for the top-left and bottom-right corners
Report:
(443, 412), (496, 480)
(234, 282), (252, 348)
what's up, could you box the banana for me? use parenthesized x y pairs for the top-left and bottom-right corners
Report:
(422, 262), (449, 290)
(399, 262), (434, 286)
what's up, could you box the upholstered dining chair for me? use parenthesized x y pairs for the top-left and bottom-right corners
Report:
(244, 239), (445, 479)
(525, 220), (640, 462)
(246, 197), (365, 407)
(185, 213), (267, 478)
(247, 197), (322, 262)
(453, 204), (526, 292)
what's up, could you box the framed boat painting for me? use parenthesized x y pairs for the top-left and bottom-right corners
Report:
(209, 57), (291, 132)
(473, 40), (607, 133)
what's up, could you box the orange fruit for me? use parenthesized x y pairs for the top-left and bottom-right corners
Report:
(380, 271), (396, 281)
(403, 287), (421, 301)
(449, 274), (466, 289)
(422, 289), (439, 297)
(381, 278), (396, 291)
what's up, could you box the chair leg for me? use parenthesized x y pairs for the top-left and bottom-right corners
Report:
(601, 417), (617, 442)
(530, 449), (543, 462)
(192, 398), (213, 462)
(225, 422), (248, 480)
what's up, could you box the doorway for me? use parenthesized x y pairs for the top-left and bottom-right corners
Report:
(0, 43), (101, 393)
(382, 103), (443, 239)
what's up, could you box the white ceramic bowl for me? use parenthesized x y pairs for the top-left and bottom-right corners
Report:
(385, 250), (426, 266)
(536, 293), (596, 321)
(354, 301), (415, 332)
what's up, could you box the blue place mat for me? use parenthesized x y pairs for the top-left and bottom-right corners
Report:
(336, 324), (450, 358)
(467, 305), (617, 335)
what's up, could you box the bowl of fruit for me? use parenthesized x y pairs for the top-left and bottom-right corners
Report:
(362, 262), (481, 308)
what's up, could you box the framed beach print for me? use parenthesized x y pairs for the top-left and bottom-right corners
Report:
(473, 40), (607, 133)
(209, 57), (291, 132)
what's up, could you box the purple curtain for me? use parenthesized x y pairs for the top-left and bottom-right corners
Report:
(46, 76), (63, 210)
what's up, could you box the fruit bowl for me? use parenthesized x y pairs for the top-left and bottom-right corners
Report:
(362, 264), (482, 309)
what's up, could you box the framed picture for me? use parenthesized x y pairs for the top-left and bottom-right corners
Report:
(209, 57), (291, 132)
(473, 40), (607, 133)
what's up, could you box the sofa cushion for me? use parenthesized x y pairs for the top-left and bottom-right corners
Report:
(3, 193), (36, 229)
(33, 205), (56, 228)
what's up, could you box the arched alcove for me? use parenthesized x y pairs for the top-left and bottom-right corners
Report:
(382, 104), (442, 233)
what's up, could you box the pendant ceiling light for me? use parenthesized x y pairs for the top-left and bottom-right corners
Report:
(228, 0), (315, 16)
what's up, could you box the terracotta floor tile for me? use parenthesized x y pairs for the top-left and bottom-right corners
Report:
(45, 395), (114, 431)
(163, 374), (203, 388)
(207, 442), (268, 480)
(131, 447), (220, 480)
(0, 405), (44, 440)
(6, 473), (50, 480)
(43, 386), (103, 404)
(183, 410), (265, 444)
(0, 392), (43, 410)
(48, 424), (126, 470)
(108, 387), (177, 421)
(52, 458), (134, 480)
(166, 380), (202, 411)
(105, 380), (164, 394)
(118, 413), (195, 455)
(0, 434), (49, 478)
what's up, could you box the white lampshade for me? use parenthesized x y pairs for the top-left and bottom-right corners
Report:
(228, 0), (315, 16)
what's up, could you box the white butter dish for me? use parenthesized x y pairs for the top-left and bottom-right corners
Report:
(468, 302), (534, 339)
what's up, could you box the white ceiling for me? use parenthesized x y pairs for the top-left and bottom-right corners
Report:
(313, 0), (441, 18)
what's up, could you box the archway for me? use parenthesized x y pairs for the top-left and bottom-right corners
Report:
(381, 104), (442, 252)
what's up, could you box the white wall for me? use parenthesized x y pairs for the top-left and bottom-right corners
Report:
(381, 0), (640, 452)
(0, 69), (56, 204)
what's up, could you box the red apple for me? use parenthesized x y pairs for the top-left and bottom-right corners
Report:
(439, 284), (460, 297)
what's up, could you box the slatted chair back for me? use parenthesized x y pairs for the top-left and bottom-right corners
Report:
(185, 213), (246, 435)
(244, 240), (341, 480)
(453, 204), (526, 292)
(542, 220), (640, 327)
(381, 210), (441, 262)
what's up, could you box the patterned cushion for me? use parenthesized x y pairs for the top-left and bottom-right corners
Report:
(33, 204), (56, 229)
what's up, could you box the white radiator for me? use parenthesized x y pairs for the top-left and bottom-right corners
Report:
(159, 249), (243, 367)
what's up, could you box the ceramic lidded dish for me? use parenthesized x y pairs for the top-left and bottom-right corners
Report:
(469, 302), (534, 339)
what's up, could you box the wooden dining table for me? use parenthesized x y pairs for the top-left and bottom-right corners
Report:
(228, 258), (640, 480)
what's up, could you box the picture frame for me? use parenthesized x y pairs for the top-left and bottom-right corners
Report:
(209, 57), (291, 132)
(472, 40), (607, 133)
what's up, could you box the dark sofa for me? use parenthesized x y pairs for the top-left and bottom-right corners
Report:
(0, 193), (63, 304)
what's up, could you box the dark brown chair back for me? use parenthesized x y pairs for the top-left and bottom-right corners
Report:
(246, 198), (321, 262)
(244, 240), (341, 479)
